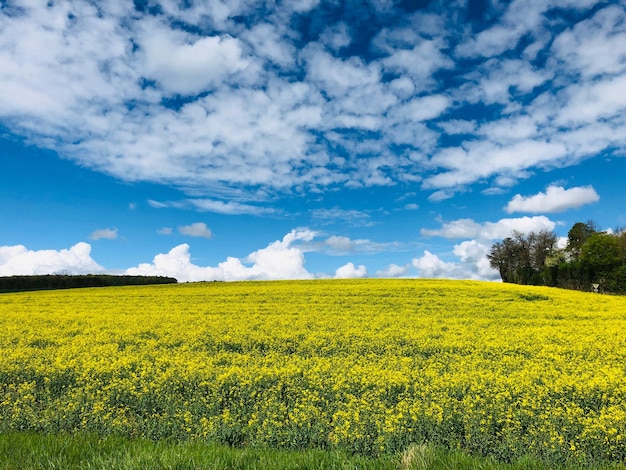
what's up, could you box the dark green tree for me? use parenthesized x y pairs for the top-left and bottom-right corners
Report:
(488, 230), (558, 285)
(490, 222), (626, 294)
(580, 232), (621, 290)
(487, 237), (517, 283)
(566, 221), (597, 261)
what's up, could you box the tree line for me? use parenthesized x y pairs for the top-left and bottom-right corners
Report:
(0, 274), (177, 293)
(488, 221), (626, 294)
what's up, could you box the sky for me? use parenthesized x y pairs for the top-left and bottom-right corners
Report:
(1, 0), (625, 282)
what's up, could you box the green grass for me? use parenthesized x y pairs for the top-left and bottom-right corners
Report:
(1, 433), (622, 470)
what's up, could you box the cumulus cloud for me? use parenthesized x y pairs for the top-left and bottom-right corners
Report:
(126, 229), (316, 282)
(412, 241), (500, 281)
(334, 262), (368, 279)
(416, 214), (558, 280)
(505, 185), (600, 213)
(0, 243), (104, 276)
(412, 251), (458, 279)
(89, 228), (118, 240)
(179, 223), (212, 239)
(376, 263), (410, 277)
(421, 216), (557, 240)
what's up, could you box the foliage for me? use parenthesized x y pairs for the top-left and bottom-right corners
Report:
(0, 274), (177, 292)
(566, 221), (597, 262)
(488, 230), (558, 285)
(1, 280), (626, 468)
(490, 222), (626, 294)
(580, 234), (622, 279)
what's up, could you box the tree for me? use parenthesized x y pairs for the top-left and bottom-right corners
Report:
(580, 232), (621, 287)
(615, 228), (626, 262)
(487, 237), (517, 283)
(488, 230), (558, 285)
(489, 223), (626, 293)
(566, 221), (597, 261)
(529, 230), (558, 274)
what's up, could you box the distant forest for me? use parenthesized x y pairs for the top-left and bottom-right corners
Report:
(488, 221), (626, 294)
(0, 274), (177, 292)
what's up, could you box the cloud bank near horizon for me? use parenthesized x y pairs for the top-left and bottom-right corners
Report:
(0, 212), (571, 281)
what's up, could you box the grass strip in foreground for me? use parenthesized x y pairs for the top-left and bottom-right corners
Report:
(1, 433), (622, 470)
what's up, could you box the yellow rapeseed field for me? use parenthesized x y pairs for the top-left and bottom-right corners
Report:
(1, 279), (625, 464)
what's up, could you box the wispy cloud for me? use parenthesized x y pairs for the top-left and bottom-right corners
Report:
(311, 208), (373, 226)
(89, 228), (118, 240)
(150, 199), (277, 216)
(318, 235), (395, 255)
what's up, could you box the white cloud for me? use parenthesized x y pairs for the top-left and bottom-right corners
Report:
(463, 59), (552, 109)
(505, 185), (600, 213)
(453, 240), (499, 280)
(312, 208), (373, 226)
(412, 251), (457, 278)
(438, 119), (477, 135)
(126, 229), (316, 282)
(243, 23), (295, 67)
(427, 190), (453, 202)
(188, 199), (277, 215)
(319, 22), (351, 52)
(424, 139), (569, 190)
(421, 216), (557, 240)
(555, 74), (626, 127)
(89, 228), (118, 240)
(0, 242), (104, 276)
(412, 241), (500, 281)
(0, 0), (623, 199)
(376, 263), (410, 277)
(179, 223), (212, 239)
(319, 235), (392, 255)
(157, 227), (173, 235)
(551, 4), (626, 80)
(151, 198), (276, 216)
(325, 236), (354, 253)
(138, 18), (249, 96)
(389, 94), (450, 123)
(381, 39), (454, 87)
(334, 262), (368, 279)
(454, 0), (551, 59)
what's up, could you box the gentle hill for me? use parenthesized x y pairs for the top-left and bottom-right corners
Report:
(1, 279), (624, 468)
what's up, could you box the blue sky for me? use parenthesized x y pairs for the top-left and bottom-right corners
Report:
(1, 0), (625, 281)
